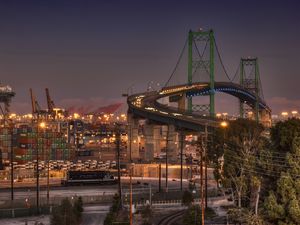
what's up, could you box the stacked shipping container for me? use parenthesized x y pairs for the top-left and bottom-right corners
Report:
(0, 124), (75, 164)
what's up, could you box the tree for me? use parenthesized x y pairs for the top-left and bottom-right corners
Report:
(182, 190), (194, 207)
(140, 205), (153, 225)
(182, 206), (216, 225)
(51, 198), (79, 225)
(263, 119), (300, 224)
(228, 208), (266, 225)
(182, 205), (201, 225)
(104, 194), (129, 225)
(220, 119), (265, 210)
(73, 197), (83, 222)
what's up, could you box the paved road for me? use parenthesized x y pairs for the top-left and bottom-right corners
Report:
(0, 177), (217, 201)
(0, 185), (117, 201)
(0, 178), (193, 200)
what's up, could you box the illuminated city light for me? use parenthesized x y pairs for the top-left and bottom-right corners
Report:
(220, 121), (228, 128)
(73, 113), (80, 119)
(39, 122), (46, 129)
(291, 111), (298, 116)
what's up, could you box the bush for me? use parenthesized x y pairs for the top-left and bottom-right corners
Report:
(50, 197), (84, 225)
(182, 206), (216, 225)
(182, 190), (194, 207)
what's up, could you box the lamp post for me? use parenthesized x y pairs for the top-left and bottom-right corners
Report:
(39, 122), (49, 205)
(36, 121), (46, 214)
(220, 121), (228, 189)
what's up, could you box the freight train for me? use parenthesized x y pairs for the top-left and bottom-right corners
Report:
(61, 170), (117, 186)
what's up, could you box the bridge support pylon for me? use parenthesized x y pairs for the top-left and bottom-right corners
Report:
(239, 58), (260, 122)
(127, 114), (140, 161)
(187, 29), (215, 116)
(144, 124), (161, 162)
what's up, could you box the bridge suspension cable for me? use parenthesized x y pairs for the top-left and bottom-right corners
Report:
(192, 39), (210, 81)
(213, 36), (233, 82)
(230, 63), (240, 83)
(163, 38), (188, 88)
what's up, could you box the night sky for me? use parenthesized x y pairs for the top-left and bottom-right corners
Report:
(0, 0), (299, 114)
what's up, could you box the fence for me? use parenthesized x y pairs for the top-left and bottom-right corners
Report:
(0, 194), (115, 219)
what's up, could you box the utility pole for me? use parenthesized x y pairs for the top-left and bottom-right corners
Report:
(115, 124), (122, 205)
(10, 121), (14, 202)
(165, 126), (169, 192)
(46, 130), (50, 205)
(130, 163), (134, 225)
(129, 124), (132, 162)
(200, 146), (204, 225)
(205, 124), (208, 208)
(180, 131), (184, 191)
(36, 121), (40, 215)
(149, 183), (152, 206)
(158, 163), (161, 192)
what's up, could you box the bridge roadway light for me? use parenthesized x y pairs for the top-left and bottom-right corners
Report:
(222, 112), (228, 119)
(291, 111), (298, 117)
(281, 112), (289, 118)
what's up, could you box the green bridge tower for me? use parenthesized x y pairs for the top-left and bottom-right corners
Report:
(187, 29), (215, 116)
(239, 57), (260, 122)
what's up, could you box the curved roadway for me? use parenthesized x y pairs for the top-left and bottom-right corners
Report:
(128, 82), (270, 131)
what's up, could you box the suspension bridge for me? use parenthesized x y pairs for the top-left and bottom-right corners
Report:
(127, 29), (271, 128)
(126, 29), (271, 161)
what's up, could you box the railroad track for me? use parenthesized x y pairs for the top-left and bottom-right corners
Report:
(157, 210), (185, 225)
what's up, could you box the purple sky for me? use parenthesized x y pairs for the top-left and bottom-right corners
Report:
(0, 0), (299, 114)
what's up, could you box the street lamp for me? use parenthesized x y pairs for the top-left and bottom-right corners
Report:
(219, 121), (229, 189)
(36, 121), (46, 214)
(39, 122), (46, 129)
(39, 122), (50, 205)
(220, 121), (228, 128)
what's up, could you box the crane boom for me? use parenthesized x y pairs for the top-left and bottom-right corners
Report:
(29, 88), (36, 114)
(45, 88), (55, 113)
